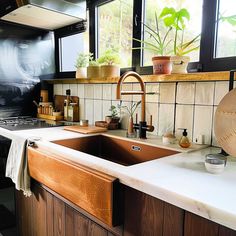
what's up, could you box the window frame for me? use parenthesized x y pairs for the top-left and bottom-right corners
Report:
(55, 0), (236, 78)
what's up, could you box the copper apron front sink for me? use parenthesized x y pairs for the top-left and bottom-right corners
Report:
(53, 135), (179, 166)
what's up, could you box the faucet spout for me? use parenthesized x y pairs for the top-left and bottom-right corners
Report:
(116, 71), (154, 138)
(116, 71), (146, 122)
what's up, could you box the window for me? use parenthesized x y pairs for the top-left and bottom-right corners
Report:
(143, 0), (203, 66)
(215, 0), (236, 58)
(60, 32), (89, 72)
(97, 0), (134, 68)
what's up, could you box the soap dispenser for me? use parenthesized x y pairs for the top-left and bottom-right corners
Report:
(179, 128), (191, 148)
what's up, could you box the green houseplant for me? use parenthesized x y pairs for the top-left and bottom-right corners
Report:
(159, 7), (201, 73)
(133, 12), (173, 74)
(75, 53), (90, 79)
(97, 49), (121, 77)
(87, 53), (100, 78)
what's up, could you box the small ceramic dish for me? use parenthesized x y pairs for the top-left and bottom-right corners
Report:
(162, 132), (176, 144)
(205, 154), (227, 174)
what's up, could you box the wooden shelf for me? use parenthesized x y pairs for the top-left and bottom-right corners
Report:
(46, 71), (235, 84)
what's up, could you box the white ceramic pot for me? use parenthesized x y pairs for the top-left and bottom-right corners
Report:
(75, 67), (87, 79)
(87, 65), (100, 78)
(100, 65), (120, 77)
(171, 56), (190, 74)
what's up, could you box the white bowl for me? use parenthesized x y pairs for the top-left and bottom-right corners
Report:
(204, 158), (225, 174)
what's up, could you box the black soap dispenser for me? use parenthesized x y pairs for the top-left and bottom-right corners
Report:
(179, 128), (191, 148)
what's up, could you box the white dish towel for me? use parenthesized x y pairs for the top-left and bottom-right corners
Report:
(0, 129), (32, 196)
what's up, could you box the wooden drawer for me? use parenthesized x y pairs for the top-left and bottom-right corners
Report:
(27, 147), (123, 227)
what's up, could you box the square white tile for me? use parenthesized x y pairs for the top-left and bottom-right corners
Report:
(212, 106), (220, 147)
(93, 100), (103, 122)
(214, 81), (229, 105)
(132, 83), (141, 102)
(159, 83), (176, 103)
(85, 99), (94, 124)
(77, 84), (85, 98)
(102, 100), (112, 120)
(103, 84), (112, 100)
(84, 84), (94, 99)
(112, 84), (118, 100)
(158, 104), (175, 136)
(62, 84), (70, 95)
(94, 84), (103, 99)
(146, 102), (159, 134)
(176, 82), (195, 104)
(53, 84), (63, 95)
(120, 83), (133, 101)
(69, 84), (78, 96)
(146, 83), (159, 103)
(195, 82), (214, 105)
(79, 98), (85, 120)
(175, 105), (194, 140)
(193, 106), (213, 145)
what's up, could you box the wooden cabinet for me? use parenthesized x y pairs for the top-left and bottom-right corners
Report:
(16, 182), (236, 236)
(15, 182), (121, 236)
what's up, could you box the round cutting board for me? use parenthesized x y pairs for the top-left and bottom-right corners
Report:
(214, 88), (236, 157)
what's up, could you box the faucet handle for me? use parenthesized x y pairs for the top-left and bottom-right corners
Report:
(135, 113), (138, 124)
(147, 115), (154, 132)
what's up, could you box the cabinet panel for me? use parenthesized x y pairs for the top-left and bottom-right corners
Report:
(74, 211), (90, 236)
(124, 187), (164, 236)
(53, 197), (65, 236)
(219, 226), (236, 236)
(65, 205), (74, 236)
(184, 212), (219, 236)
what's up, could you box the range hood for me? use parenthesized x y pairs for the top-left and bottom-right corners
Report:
(0, 0), (86, 30)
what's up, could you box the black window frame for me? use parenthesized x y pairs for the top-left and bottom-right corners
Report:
(55, 0), (236, 78)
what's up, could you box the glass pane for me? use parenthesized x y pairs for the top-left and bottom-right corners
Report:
(143, 0), (203, 66)
(97, 0), (133, 68)
(215, 0), (236, 58)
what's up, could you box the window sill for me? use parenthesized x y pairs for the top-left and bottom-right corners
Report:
(47, 71), (234, 84)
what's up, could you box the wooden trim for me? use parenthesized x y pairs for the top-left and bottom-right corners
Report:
(46, 71), (235, 84)
(27, 146), (123, 227)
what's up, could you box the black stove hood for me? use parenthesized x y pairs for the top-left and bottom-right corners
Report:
(0, 0), (87, 30)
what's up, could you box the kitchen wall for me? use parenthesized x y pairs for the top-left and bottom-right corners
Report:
(0, 21), (55, 118)
(54, 80), (231, 146)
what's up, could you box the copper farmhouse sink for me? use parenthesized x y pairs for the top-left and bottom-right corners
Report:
(52, 135), (179, 166)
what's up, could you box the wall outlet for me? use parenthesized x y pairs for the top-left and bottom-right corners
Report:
(194, 134), (205, 145)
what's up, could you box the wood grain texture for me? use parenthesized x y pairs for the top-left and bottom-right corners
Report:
(124, 186), (164, 236)
(46, 191), (54, 236)
(65, 205), (75, 236)
(64, 125), (107, 134)
(27, 146), (120, 227)
(219, 226), (236, 236)
(163, 202), (184, 236)
(184, 212), (219, 236)
(46, 71), (236, 84)
(53, 197), (65, 236)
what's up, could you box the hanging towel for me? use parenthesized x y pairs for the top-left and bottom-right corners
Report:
(0, 129), (31, 196)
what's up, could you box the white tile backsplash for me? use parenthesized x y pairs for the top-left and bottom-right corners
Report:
(103, 84), (112, 100)
(84, 84), (94, 99)
(214, 81), (228, 105)
(193, 106), (213, 145)
(176, 82), (195, 104)
(53, 80), (228, 146)
(195, 82), (214, 105)
(159, 83), (176, 103)
(94, 84), (103, 99)
(158, 104), (175, 136)
(121, 83), (133, 101)
(175, 105), (194, 140)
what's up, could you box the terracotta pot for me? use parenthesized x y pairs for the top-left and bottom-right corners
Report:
(87, 65), (100, 78)
(75, 67), (87, 79)
(105, 116), (120, 124)
(152, 56), (171, 75)
(171, 56), (190, 74)
(100, 65), (120, 77)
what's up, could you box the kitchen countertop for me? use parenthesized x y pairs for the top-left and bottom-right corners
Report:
(2, 126), (236, 230)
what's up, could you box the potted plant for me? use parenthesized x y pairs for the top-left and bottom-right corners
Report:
(105, 105), (120, 124)
(87, 53), (100, 78)
(159, 7), (201, 73)
(133, 12), (173, 74)
(75, 53), (90, 79)
(97, 49), (120, 77)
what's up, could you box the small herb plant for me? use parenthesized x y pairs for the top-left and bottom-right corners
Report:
(109, 105), (119, 118)
(97, 49), (120, 65)
(88, 52), (99, 66)
(75, 53), (90, 68)
(159, 7), (200, 56)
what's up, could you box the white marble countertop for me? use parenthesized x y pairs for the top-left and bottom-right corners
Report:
(2, 126), (236, 230)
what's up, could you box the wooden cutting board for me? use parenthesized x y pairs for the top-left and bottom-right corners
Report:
(64, 125), (107, 134)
